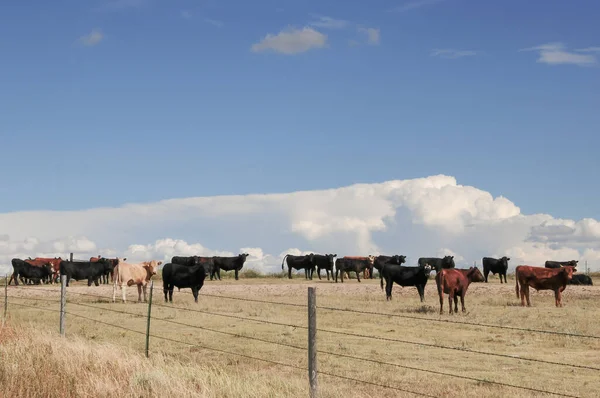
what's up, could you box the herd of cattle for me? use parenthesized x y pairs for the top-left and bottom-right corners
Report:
(6, 253), (594, 313)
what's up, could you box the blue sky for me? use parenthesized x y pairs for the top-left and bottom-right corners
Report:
(1, 0), (599, 221)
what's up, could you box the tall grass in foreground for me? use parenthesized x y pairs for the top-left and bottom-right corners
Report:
(0, 325), (309, 398)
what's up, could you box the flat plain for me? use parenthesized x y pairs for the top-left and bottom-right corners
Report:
(1, 272), (599, 398)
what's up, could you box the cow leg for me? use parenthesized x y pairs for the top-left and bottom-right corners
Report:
(555, 289), (561, 307)
(317, 268), (322, 280)
(438, 290), (444, 314)
(288, 266), (293, 280)
(484, 269), (489, 283)
(524, 286), (531, 307)
(137, 285), (142, 302)
(121, 284), (127, 303)
(143, 285), (148, 302)
(456, 294), (461, 313)
(385, 279), (393, 301)
(334, 269), (338, 283)
(448, 292), (455, 314)
(417, 285), (425, 302)
(234, 269), (239, 281)
(163, 282), (169, 303)
(356, 271), (361, 283)
(94, 277), (100, 287)
(192, 286), (199, 303)
(169, 288), (173, 302)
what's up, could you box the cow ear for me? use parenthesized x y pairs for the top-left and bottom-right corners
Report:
(158, 261), (163, 265)
(507, 257), (510, 261)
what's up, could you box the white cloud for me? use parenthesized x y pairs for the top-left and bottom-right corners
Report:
(389, 0), (445, 13)
(520, 42), (598, 66)
(309, 15), (349, 29)
(430, 49), (476, 59)
(251, 26), (327, 55)
(358, 27), (380, 45)
(204, 18), (223, 28)
(576, 47), (600, 53)
(1, 175), (600, 275)
(78, 29), (104, 47)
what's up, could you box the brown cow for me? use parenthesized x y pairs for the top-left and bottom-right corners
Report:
(112, 259), (161, 303)
(515, 265), (575, 307)
(436, 267), (485, 315)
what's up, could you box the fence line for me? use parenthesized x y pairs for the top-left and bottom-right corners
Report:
(4, 296), (583, 398)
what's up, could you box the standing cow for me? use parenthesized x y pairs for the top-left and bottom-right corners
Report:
(515, 265), (575, 307)
(335, 256), (375, 283)
(162, 261), (206, 303)
(369, 255), (407, 279)
(112, 259), (161, 303)
(482, 256), (510, 283)
(171, 256), (215, 278)
(282, 254), (316, 280)
(380, 263), (432, 301)
(60, 259), (113, 287)
(436, 267), (485, 314)
(418, 256), (455, 272)
(314, 254), (337, 281)
(9, 259), (53, 286)
(210, 253), (249, 281)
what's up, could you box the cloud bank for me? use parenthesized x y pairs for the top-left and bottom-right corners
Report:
(251, 26), (327, 55)
(2, 175), (599, 275)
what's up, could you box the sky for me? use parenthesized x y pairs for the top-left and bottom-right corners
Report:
(1, 0), (599, 274)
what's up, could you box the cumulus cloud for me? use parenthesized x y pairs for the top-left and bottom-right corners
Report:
(78, 29), (104, 47)
(520, 42), (598, 66)
(251, 26), (327, 55)
(1, 175), (599, 275)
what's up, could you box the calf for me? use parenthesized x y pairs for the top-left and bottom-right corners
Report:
(282, 254), (315, 280)
(314, 254), (337, 281)
(112, 259), (161, 303)
(436, 267), (485, 314)
(568, 274), (593, 286)
(211, 253), (249, 280)
(515, 265), (575, 307)
(162, 262), (206, 303)
(418, 256), (455, 272)
(545, 260), (578, 269)
(335, 256), (375, 283)
(10, 259), (53, 286)
(380, 264), (432, 301)
(482, 256), (510, 283)
(59, 259), (112, 287)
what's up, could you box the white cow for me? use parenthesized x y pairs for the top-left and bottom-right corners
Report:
(112, 258), (161, 303)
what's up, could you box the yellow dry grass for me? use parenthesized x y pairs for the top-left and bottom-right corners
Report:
(1, 272), (599, 398)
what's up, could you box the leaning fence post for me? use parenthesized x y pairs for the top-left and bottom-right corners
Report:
(308, 287), (318, 398)
(60, 274), (66, 336)
(69, 252), (73, 262)
(145, 280), (154, 358)
(3, 274), (7, 326)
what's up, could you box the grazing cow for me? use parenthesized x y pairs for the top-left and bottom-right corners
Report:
(515, 265), (576, 307)
(162, 262), (206, 303)
(482, 256), (510, 283)
(112, 259), (161, 303)
(211, 253), (249, 281)
(335, 256), (375, 283)
(368, 255), (407, 279)
(59, 259), (113, 287)
(545, 260), (579, 269)
(380, 264), (433, 301)
(90, 256), (123, 284)
(282, 254), (316, 280)
(418, 256), (455, 272)
(436, 267), (485, 314)
(10, 259), (53, 286)
(171, 256), (215, 278)
(568, 274), (593, 286)
(315, 254), (337, 281)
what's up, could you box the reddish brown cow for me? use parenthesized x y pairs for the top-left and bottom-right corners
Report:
(436, 267), (485, 315)
(515, 265), (575, 307)
(24, 257), (62, 283)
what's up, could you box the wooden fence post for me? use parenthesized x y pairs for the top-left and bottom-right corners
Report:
(308, 287), (318, 398)
(145, 280), (154, 358)
(60, 274), (66, 336)
(69, 253), (73, 262)
(3, 274), (7, 326)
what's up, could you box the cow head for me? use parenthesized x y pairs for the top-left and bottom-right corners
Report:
(367, 255), (376, 265)
(393, 255), (407, 265)
(566, 260), (579, 267)
(467, 267), (485, 282)
(442, 256), (455, 268)
(562, 266), (576, 281)
(325, 254), (337, 266)
(143, 260), (160, 278)
(422, 263), (432, 277)
(500, 256), (510, 267)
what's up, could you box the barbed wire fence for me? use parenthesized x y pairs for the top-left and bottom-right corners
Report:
(2, 272), (599, 398)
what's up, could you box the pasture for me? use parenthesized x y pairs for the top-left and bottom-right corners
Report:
(1, 272), (599, 398)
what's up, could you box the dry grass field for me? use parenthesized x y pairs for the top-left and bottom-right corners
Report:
(1, 271), (599, 398)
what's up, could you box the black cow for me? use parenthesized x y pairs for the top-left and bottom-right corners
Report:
(282, 254), (315, 280)
(482, 256), (510, 283)
(315, 254), (337, 281)
(59, 259), (112, 287)
(162, 262), (206, 303)
(334, 256), (375, 283)
(568, 274), (593, 286)
(418, 256), (455, 272)
(9, 259), (53, 286)
(371, 255), (407, 279)
(171, 256), (215, 278)
(380, 263), (433, 302)
(211, 253), (249, 281)
(545, 260), (579, 269)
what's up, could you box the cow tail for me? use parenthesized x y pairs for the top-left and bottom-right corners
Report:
(281, 255), (288, 270)
(515, 269), (519, 298)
